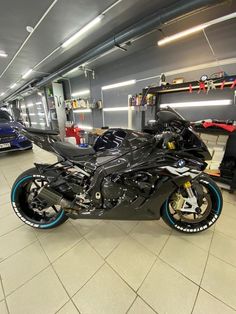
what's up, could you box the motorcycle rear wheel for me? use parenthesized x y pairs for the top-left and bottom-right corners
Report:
(161, 175), (222, 233)
(11, 168), (68, 229)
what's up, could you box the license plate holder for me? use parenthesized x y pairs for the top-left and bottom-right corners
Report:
(0, 143), (11, 149)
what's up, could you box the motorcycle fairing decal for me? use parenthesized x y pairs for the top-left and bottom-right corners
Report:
(160, 165), (200, 179)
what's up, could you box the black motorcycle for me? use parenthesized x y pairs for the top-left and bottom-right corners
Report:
(143, 107), (212, 161)
(11, 127), (222, 233)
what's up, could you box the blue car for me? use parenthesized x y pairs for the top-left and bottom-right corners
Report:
(0, 109), (32, 153)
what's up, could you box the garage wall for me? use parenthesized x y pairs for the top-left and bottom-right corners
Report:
(68, 17), (236, 130)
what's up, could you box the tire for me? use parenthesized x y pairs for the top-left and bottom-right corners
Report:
(162, 175), (222, 233)
(11, 167), (68, 229)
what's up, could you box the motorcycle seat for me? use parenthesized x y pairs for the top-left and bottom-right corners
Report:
(24, 128), (59, 136)
(52, 142), (96, 159)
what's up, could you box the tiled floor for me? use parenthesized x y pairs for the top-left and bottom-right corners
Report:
(0, 147), (236, 314)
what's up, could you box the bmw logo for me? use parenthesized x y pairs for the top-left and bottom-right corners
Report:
(177, 159), (186, 168)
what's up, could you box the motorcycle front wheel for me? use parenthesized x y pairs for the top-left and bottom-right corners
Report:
(11, 168), (68, 229)
(162, 175), (222, 233)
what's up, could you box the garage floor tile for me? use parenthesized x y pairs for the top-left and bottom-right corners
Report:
(0, 278), (4, 301)
(53, 239), (104, 296)
(0, 300), (8, 314)
(84, 221), (126, 258)
(0, 226), (37, 261)
(0, 242), (49, 295)
(0, 192), (10, 206)
(160, 235), (208, 284)
(39, 222), (82, 262)
(70, 218), (101, 236)
(56, 300), (79, 314)
(107, 236), (156, 290)
(171, 229), (213, 251)
(0, 202), (13, 218)
(222, 201), (236, 220)
(210, 231), (236, 267)
(127, 297), (156, 314)
(73, 264), (136, 314)
(6, 267), (69, 314)
(215, 214), (236, 240)
(0, 213), (23, 237)
(138, 258), (199, 314)
(202, 255), (236, 309)
(130, 221), (170, 255)
(193, 289), (236, 314)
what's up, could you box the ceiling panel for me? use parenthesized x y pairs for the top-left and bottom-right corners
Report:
(0, 0), (176, 97)
(0, 0), (52, 73)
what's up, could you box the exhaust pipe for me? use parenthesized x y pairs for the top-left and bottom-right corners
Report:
(38, 186), (79, 210)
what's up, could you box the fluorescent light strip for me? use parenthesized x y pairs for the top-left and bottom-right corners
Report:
(71, 89), (90, 97)
(79, 125), (93, 130)
(35, 102), (42, 105)
(102, 80), (136, 90)
(160, 100), (232, 108)
(62, 15), (104, 48)
(29, 113), (36, 116)
(22, 69), (33, 79)
(103, 107), (129, 112)
(0, 92), (5, 96)
(10, 83), (17, 89)
(0, 51), (8, 58)
(31, 122), (37, 125)
(158, 25), (205, 46)
(27, 103), (34, 108)
(40, 122), (46, 126)
(73, 109), (91, 113)
(158, 12), (236, 46)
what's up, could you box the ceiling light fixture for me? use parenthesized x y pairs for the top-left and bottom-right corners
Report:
(79, 125), (93, 130)
(102, 80), (136, 90)
(66, 67), (79, 75)
(0, 92), (5, 96)
(71, 89), (90, 97)
(35, 102), (42, 105)
(0, 51), (8, 58)
(158, 12), (236, 46)
(61, 15), (104, 48)
(103, 107), (129, 111)
(158, 25), (205, 46)
(73, 109), (91, 113)
(22, 69), (33, 79)
(160, 100), (232, 108)
(10, 83), (17, 89)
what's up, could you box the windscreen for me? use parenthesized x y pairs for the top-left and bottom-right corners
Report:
(94, 129), (127, 151)
(0, 110), (12, 123)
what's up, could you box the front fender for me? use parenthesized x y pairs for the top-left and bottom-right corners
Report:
(138, 175), (191, 219)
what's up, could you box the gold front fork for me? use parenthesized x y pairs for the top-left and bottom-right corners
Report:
(183, 181), (194, 198)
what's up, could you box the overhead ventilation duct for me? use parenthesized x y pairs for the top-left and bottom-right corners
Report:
(35, 0), (220, 88)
